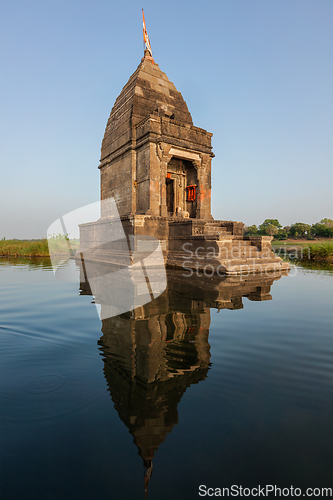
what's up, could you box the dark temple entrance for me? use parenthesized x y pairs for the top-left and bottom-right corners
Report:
(166, 178), (174, 214)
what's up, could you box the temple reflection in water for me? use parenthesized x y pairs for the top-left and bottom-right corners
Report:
(79, 267), (286, 496)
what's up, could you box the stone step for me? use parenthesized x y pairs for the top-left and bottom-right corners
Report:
(219, 257), (281, 265)
(235, 247), (259, 256)
(219, 247), (259, 259)
(217, 240), (256, 248)
(205, 223), (229, 227)
(258, 251), (275, 259)
(223, 260), (289, 276)
(230, 240), (253, 246)
(205, 225), (232, 235)
(165, 251), (289, 276)
(205, 228), (232, 236)
(166, 251), (281, 266)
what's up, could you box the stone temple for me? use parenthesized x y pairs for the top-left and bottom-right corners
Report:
(100, 49), (212, 221)
(79, 47), (289, 275)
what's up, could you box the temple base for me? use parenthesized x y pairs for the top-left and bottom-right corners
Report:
(78, 216), (289, 276)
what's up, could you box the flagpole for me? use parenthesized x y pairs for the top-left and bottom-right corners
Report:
(142, 8), (154, 63)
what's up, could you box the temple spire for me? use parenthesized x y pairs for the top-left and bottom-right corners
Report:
(142, 8), (154, 63)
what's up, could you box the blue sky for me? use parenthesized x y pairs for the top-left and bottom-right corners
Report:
(1, 0), (332, 238)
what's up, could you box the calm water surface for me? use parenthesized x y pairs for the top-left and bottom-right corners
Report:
(0, 258), (332, 499)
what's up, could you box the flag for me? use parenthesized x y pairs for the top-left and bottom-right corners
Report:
(142, 8), (153, 57)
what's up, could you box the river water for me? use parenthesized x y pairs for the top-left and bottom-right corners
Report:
(0, 258), (332, 499)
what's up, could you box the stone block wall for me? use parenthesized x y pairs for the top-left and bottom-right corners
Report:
(100, 150), (134, 217)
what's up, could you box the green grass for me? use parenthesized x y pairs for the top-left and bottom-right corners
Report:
(273, 240), (333, 262)
(307, 241), (333, 261)
(0, 236), (80, 257)
(0, 239), (50, 257)
(271, 239), (333, 247)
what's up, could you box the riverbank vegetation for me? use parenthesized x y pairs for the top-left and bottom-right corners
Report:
(0, 239), (50, 257)
(306, 241), (333, 261)
(272, 241), (333, 263)
(244, 218), (333, 240)
(0, 236), (79, 257)
(244, 218), (333, 262)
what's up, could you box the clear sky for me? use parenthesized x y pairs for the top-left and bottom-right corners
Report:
(1, 0), (332, 238)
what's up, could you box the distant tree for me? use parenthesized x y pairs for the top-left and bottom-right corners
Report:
(259, 219), (282, 235)
(289, 222), (311, 238)
(260, 219), (282, 229)
(283, 226), (291, 233)
(320, 218), (333, 227)
(275, 228), (288, 240)
(265, 224), (278, 236)
(312, 222), (333, 238)
(244, 225), (259, 235)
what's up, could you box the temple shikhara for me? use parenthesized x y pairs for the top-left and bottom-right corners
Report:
(99, 48), (212, 221)
(79, 12), (289, 275)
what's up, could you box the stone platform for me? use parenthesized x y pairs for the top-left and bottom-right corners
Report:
(78, 215), (289, 276)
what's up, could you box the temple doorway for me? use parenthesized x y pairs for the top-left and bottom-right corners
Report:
(166, 178), (174, 214)
(166, 157), (198, 217)
(185, 161), (197, 218)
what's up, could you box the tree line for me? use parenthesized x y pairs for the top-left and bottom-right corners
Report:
(244, 218), (333, 240)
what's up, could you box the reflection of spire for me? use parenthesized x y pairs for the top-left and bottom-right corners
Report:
(89, 270), (282, 496)
(144, 460), (153, 499)
(98, 289), (211, 495)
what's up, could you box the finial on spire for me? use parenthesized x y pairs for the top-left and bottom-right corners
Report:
(142, 8), (154, 64)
